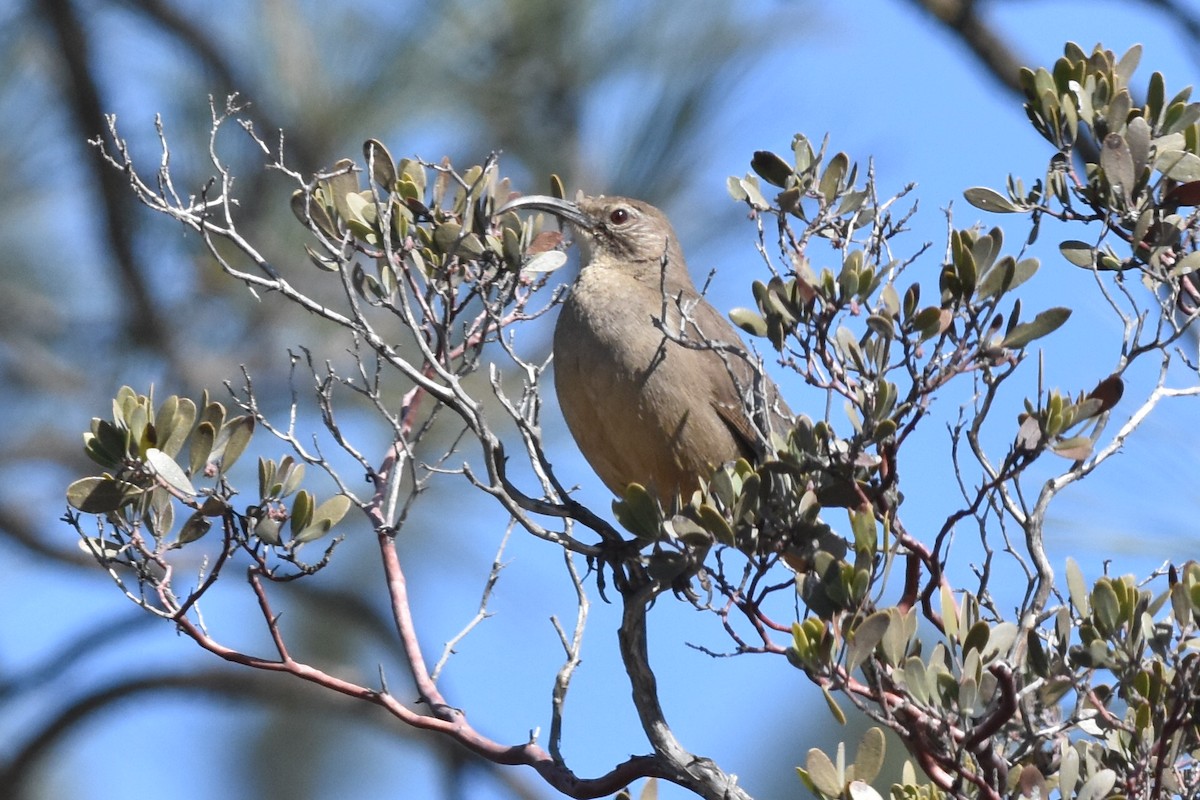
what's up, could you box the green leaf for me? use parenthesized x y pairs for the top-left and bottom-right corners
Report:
(304, 244), (338, 272)
(1001, 307), (1071, 348)
(430, 221), (461, 255)
(963, 187), (1018, 213)
(66, 477), (143, 513)
(398, 158), (427, 195)
(696, 502), (734, 546)
(1158, 149), (1200, 182)
(729, 307), (768, 338)
(77, 536), (125, 560)
(83, 432), (120, 469)
(290, 490), (314, 536)
(613, 483), (662, 541)
(958, 675), (980, 715)
(852, 727), (886, 785)
(93, 419), (131, 463)
(190, 421), (216, 476)
(834, 325), (864, 371)
(1092, 579), (1121, 635)
(821, 684), (846, 725)
(750, 150), (793, 188)
(940, 584), (959, 642)
(281, 461), (306, 498)
(252, 514), (283, 546)
(879, 608), (913, 666)
(293, 494), (353, 545)
(791, 621), (811, 661)
(127, 401), (150, 456)
(292, 189), (337, 239)
(176, 511), (211, 545)
(977, 256), (1039, 300)
(1170, 251), (1200, 277)
(156, 396), (196, 459)
(818, 152), (849, 200)
(258, 457), (275, 499)
(951, 232), (977, 296)
(962, 620), (991, 655)
(864, 314), (894, 339)
(363, 139), (397, 189)
(1058, 743), (1080, 797)
(115, 385), (138, 420)
(878, 283), (900, 318)
(1101, 133), (1136, 202)
(1059, 240), (1096, 267)
(1126, 115), (1152, 175)
(738, 177), (769, 210)
(1027, 628), (1050, 677)
(325, 158), (360, 222)
(805, 748), (842, 797)
(1076, 769), (1116, 800)
(1066, 557), (1089, 615)
(199, 496), (227, 516)
(792, 133), (815, 172)
(982, 621), (1018, 660)
(911, 306), (945, 340)
(215, 415), (255, 471)
(666, 515), (711, 547)
(146, 448), (197, 497)
(902, 655), (929, 705)
(1116, 43), (1142, 84)
(311, 493), (352, 529)
(846, 611), (890, 673)
(199, 396), (225, 428)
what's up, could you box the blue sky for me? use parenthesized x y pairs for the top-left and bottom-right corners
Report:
(7, 2), (1200, 799)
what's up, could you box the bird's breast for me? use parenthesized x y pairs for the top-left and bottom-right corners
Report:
(551, 267), (744, 499)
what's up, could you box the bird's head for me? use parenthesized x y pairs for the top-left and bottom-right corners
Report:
(499, 194), (691, 289)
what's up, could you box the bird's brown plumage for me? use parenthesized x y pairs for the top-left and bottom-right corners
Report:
(502, 194), (791, 500)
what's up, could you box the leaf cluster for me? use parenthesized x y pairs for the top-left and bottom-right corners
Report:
(734, 134), (1076, 458)
(294, 140), (559, 316)
(966, 43), (1200, 310)
(67, 386), (351, 579)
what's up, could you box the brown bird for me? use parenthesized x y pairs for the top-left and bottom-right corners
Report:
(500, 194), (792, 502)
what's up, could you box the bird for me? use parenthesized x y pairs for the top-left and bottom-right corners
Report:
(499, 193), (792, 503)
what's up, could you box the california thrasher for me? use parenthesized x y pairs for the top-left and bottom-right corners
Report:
(500, 194), (791, 501)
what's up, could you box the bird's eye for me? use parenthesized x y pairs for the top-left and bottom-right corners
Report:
(609, 208), (630, 225)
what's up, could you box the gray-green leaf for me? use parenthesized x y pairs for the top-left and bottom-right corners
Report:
(1001, 307), (1071, 349)
(147, 448), (197, 497)
(963, 187), (1018, 213)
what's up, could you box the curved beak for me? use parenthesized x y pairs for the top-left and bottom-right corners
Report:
(496, 194), (597, 230)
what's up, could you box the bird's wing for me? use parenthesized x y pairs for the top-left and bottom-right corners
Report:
(712, 400), (762, 461)
(681, 293), (791, 458)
